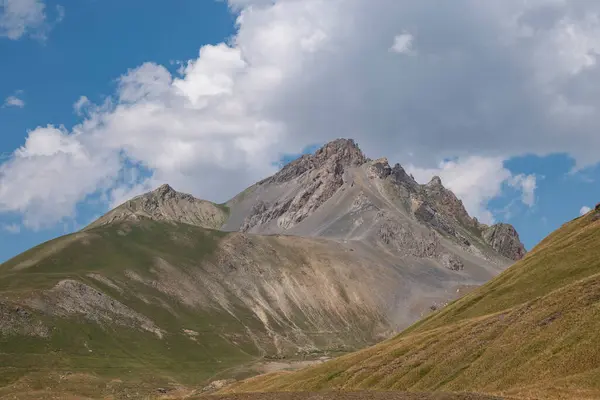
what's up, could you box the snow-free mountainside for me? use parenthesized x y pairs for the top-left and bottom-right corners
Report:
(223, 204), (600, 400)
(0, 139), (527, 398)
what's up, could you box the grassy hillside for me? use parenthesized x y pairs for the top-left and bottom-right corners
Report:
(0, 217), (429, 398)
(0, 221), (264, 398)
(223, 209), (600, 399)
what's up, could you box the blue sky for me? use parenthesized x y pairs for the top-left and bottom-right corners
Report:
(0, 0), (235, 260)
(1, 0), (600, 262)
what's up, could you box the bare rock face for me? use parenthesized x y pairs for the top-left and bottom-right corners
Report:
(0, 301), (49, 337)
(26, 280), (163, 337)
(482, 223), (527, 261)
(422, 176), (479, 231)
(375, 211), (463, 270)
(439, 253), (464, 271)
(86, 184), (228, 230)
(228, 139), (526, 263)
(265, 139), (367, 185)
(241, 139), (367, 232)
(376, 212), (441, 258)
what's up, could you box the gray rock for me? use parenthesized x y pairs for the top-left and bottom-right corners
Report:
(440, 253), (464, 271)
(86, 184), (228, 230)
(482, 223), (526, 261)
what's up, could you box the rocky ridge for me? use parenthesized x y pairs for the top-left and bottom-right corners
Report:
(86, 184), (229, 230)
(226, 139), (526, 261)
(240, 139), (367, 232)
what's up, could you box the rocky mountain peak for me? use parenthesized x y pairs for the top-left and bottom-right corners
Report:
(265, 138), (367, 185)
(154, 183), (176, 197)
(86, 185), (228, 230)
(421, 175), (477, 229)
(482, 223), (526, 261)
(366, 158), (417, 186)
(228, 137), (526, 262)
(427, 176), (443, 187)
(315, 138), (366, 166)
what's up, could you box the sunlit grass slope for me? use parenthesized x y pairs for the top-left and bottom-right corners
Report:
(0, 220), (262, 397)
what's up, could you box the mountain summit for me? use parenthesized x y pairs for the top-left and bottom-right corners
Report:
(224, 138), (525, 261)
(86, 184), (229, 230)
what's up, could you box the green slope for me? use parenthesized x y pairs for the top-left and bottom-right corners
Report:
(0, 220), (265, 397)
(223, 207), (600, 399)
(0, 217), (399, 399)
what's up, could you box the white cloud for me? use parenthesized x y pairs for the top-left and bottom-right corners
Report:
(3, 0), (600, 228)
(3, 94), (24, 108)
(73, 96), (90, 116)
(2, 223), (20, 234)
(0, 0), (63, 40)
(390, 32), (414, 54)
(407, 157), (513, 225)
(508, 174), (538, 206)
(580, 205), (592, 215)
(0, 126), (121, 229)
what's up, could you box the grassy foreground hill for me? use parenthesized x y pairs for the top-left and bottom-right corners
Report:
(222, 206), (600, 399)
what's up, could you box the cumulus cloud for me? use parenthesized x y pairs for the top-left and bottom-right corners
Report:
(3, 0), (600, 228)
(0, 126), (121, 228)
(390, 32), (414, 54)
(3, 93), (24, 108)
(0, 0), (63, 40)
(580, 205), (592, 215)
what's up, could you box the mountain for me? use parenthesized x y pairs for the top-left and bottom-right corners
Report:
(86, 183), (230, 230)
(223, 204), (600, 400)
(224, 139), (524, 261)
(0, 139), (524, 398)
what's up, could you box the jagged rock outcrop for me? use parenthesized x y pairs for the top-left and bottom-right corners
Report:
(264, 139), (367, 185)
(86, 184), (229, 230)
(482, 223), (526, 261)
(240, 139), (367, 232)
(376, 211), (441, 258)
(375, 210), (464, 270)
(225, 139), (526, 265)
(421, 176), (480, 231)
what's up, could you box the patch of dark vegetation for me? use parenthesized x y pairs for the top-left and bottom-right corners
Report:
(538, 311), (561, 326)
